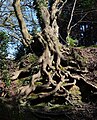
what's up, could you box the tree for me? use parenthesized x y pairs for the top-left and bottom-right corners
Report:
(4, 0), (97, 106)
(58, 0), (97, 46)
(0, 31), (10, 90)
(0, 31), (9, 59)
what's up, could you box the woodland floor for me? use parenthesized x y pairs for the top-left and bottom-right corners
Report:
(1, 47), (97, 120)
(72, 47), (97, 88)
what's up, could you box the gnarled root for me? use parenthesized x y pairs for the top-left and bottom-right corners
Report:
(12, 43), (97, 105)
(14, 46), (80, 105)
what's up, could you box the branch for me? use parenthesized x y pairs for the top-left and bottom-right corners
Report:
(67, 0), (77, 35)
(51, 0), (63, 20)
(58, 0), (68, 16)
(8, 33), (22, 41)
(2, 13), (12, 24)
(12, 0), (32, 46)
(70, 9), (97, 31)
(34, 0), (50, 29)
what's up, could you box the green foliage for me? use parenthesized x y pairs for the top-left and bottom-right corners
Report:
(0, 31), (9, 59)
(66, 35), (77, 47)
(2, 69), (11, 87)
(28, 53), (38, 63)
(1, 59), (11, 87)
(0, 31), (11, 87)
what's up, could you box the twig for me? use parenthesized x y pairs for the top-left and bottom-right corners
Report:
(70, 9), (97, 30)
(58, 0), (68, 16)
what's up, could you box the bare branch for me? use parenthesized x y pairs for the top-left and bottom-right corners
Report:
(67, 0), (77, 35)
(51, 0), (63, 20)
(12, 0), (32, 46)
(8, 33), (22, 41)
(70, 9), (97, 31)
(58, 0), (68, 16)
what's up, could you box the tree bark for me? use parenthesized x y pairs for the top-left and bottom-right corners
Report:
(12, 0), (97, 106)
(13, 0), (32, 46)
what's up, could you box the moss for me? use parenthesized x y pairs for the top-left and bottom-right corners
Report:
(28, 54), (38, 63)
(62, 81), (67, 86)
(28, 102), (72, 111)
(35, 82), (43, 86)
(47, 104), (72, 111)
(31, 103), (47, 110)
(18, 76), (31, 86)
(69, 85), (82, 105)
(28, 93), (39, 100)
(60, 66), (65, 71)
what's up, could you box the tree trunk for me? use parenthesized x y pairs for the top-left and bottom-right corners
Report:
(12, 0), (97, 106)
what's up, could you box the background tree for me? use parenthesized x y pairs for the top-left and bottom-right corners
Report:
(58, 0), (97, 46)
(0, 31), (10, 90)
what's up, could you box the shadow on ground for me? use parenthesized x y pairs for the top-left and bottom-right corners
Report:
(0, 98), (97, 120)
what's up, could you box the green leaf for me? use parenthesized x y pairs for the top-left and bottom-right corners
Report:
(66, 35), (77, 47)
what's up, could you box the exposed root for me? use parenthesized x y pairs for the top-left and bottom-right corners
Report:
(11, 70), (23, 80)
(12, 36), (97, 106)
(19, 85), (33, 98)
(39, 81), (63, 98)
(14, 46), (77, 105)
(11, 0), (97, 108)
